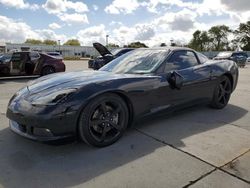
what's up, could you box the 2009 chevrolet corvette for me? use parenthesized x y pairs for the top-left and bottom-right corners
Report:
(6, 47), (238, 147)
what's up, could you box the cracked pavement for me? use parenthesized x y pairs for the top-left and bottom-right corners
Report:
(0, 61), (250, 188)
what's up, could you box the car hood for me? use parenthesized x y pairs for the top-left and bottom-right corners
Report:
(26, 71), (143, 95)
(93, 42), (112, 57)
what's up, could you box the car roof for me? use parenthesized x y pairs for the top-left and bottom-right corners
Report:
(47, 52), (61, 54)
(134, 46), (194, 52)
(122, 48), (135, 50)
(13, 51), (40, 54)
(13, 51), (29, 53)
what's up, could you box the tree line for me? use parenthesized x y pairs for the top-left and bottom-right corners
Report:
(188, 21), (250, 51)
(24, 38), (148, 48)
(24, 38), (149, 48)
(24, 39), (81, 46)
(107, 41), (148, 48)
(23, 21), (249, 51)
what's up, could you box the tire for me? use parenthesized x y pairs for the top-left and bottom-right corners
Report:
(41, 66), (55, 76)
(78, 93), (129, 147)
(210, 75), (232, 109)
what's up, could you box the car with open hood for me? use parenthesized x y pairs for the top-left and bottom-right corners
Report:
(247, 57), (250, 63)
(88, 42), (134, 70)
(6, 47), (238, 147)
(0, 51), (65, 76)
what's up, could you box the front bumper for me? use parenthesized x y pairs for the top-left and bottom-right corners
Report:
(6, 101), (78, 142)
(9, 120), (70, 141)
(55, 62), (66, 73)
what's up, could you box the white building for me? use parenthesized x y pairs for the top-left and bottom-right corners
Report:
(0, 42), (6, 54)
(5, 43), (102, 58)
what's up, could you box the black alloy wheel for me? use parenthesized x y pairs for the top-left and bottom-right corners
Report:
(78, 93), (129, 147)
(211, 75), (232, 109)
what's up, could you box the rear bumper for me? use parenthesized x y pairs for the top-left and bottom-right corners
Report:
(55, 62), (66, 72)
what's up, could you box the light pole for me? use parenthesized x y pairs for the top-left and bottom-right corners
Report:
(58, 40), (61, 53)
(106, 35), (109, 46)
(170, 39), (173, 46)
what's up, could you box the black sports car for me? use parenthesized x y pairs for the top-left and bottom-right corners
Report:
(88, 42), (134, 70)
(6, 47), (238, 147)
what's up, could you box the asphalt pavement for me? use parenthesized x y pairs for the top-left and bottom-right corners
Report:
(0, 60), (249, 188)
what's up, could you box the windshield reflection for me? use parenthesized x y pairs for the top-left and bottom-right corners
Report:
(100, 49), (169, 74)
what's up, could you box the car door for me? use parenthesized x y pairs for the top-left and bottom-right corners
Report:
(192, 52), (214, 98)
(162, 50), (212, 106)
(10, 52), (22, 75)
(29, 51), (40, 74)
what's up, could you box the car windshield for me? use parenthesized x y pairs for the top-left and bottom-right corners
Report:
(216, 52), (232, 57)
(100, 49), (169, 74)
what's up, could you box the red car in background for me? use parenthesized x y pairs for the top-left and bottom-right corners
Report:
(0, 51), (65, 76)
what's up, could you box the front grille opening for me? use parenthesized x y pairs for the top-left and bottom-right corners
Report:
(33, 128), (54, 137)
(19, 124), (27, 133)
(30, 126), (34, 135)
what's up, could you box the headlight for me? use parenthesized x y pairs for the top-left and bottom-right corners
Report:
(31, 88), (77, 106)
(8, 87), (29, 105)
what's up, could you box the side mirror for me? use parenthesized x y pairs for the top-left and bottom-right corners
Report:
(168, 71), (184, 90)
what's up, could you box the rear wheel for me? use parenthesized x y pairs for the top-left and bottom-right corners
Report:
(210, 75), (232, 109)
(78, 93), (129, 147)
(41, 66), (55, 76)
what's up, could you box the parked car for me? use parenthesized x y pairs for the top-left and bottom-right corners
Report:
(88, 42), (134, 70)
(0, 51), (65, 76)
(213, 51), (248, 67)
(6, 47), (238, 147)
(247, 57), (250, 63)
(46, 52), (63, 60)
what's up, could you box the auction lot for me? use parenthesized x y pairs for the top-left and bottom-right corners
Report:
(0, 60), (250, 188)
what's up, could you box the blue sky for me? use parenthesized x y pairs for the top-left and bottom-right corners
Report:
(0, 0), (249, 47)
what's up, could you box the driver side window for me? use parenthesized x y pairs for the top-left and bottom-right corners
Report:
(164, 50), (199, 72)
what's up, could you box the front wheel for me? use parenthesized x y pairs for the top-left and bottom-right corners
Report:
(210, 75), (232, 109)
(78, 93), (129, 147)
